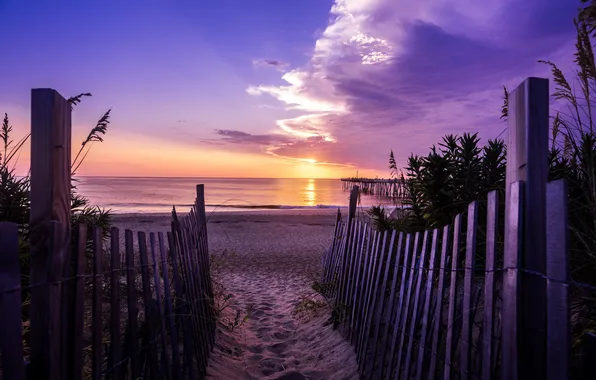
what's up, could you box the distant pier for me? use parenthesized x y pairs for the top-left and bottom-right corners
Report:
(340, 177), (406, 201)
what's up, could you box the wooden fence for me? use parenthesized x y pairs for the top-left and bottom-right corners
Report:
(0, 88), (216, 380)
(322, 77), (596, 380)
(0, 187), (215, 380)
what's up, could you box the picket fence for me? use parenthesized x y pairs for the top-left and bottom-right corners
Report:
(321, 77), (596, 380)
(0, 186), (215, 380)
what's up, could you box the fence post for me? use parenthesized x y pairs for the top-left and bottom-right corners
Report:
(503, 77), (549, 379)
(29, 88), (72, 380)
(0, 222), (25, 380)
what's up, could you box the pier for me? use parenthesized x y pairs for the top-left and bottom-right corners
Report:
(340, 177), (406, 200)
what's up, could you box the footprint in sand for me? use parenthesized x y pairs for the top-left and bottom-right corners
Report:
(259, 357), (285, 376)
(272, 330), (291, 340)
(272, 371), (308, 380)
(266, 342), (288, 354)
(247, 345), (264, 354)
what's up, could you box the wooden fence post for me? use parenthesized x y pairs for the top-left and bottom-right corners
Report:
(504, 77), (549, 379)
(0, 222), (25, 380)
(29, 88), (72, 380)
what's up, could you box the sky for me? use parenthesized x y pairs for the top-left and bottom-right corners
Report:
(0, 0), (581, 178)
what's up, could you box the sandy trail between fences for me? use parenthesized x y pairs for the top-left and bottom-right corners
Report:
(112, 210), (359, 380)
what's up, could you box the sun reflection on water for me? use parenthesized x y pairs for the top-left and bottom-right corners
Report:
(305, 178), (316, 206)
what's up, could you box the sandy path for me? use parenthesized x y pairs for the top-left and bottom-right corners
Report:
(205, 211), (359, 380)
(111, 210), (359, 380)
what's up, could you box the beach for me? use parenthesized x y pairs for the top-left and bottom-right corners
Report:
(111, 209), (359, 380)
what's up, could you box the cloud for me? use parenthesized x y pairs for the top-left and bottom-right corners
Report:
(212, 129), (293, 145)
(239, 0), (579, 171)
(252, 59), (290, 71)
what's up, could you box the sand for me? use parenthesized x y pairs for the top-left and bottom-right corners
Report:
(111, 209), (359, 380)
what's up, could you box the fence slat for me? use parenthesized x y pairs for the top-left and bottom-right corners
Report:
(91, 226), (103, 380)
(138, 231), (160, 377)
(71, 224), (87, 380)
(341, 219), (359, 331)
(159, 232), (182, 380)
(125, 229), (141, 380)
(181, 224), (209, 376)
(0, 222), (25, 380)
(385, 233), (413, 380)
(546, 180), (570, 380)
(461, 202), (478, 380)
(109, 227), (122, 380)
(482, 191), (499, 380)
(379, 232), (404, 379)
(403, 230), (430, 379)
(350, 223), (368, 344)
(444, 214), (462, 380)
(167, 229), (197, 380)
(355, 227), (375, 356)
(395, 232), (421, 377)
(502, 181), (524, 380)
(150, 232), (171, 379)
(369, 230), (398, 378)
(415, 229), (440, 380)
(348, 222), (365, 340)
(361, 230), (389, 377)
(428, 225), (450, 379)
(356, 229), (380, 363)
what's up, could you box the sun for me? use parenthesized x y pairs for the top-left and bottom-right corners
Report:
(303, 158), (317, 164)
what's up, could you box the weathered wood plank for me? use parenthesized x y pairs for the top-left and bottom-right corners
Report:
(403, 230), (430, 379)
(159, 232), (182, 380)
(444, 214), (462, 380)
(356, 229), (380, 363)
(29, 88), (72, 380)
(506, 77), (549, 379)
(482, 191), (499, 380)
(369, 230), (398, 378)
(415, 229), (440, 380)
(347, 221), (364, 339)
(385, 233), (413, 380)
(150, 232), (172, 380)
(502, 181), (524, 380)
(91, 227), (103, 380)
(125, 229), (141, 380)
(428, 225), (450, 379)
(350, 223), (368, 344)
(46, 222), (67, 380)
(138, 231), (160, 377)
(167, 229), (196, 380)
(0, 222), (25, 380)
(361, 230), (389, 376)
(71, 223), (87, 380)
(110, 227), (122, 380)
(461, 202), (478, 380)
(341, 219), (359, 329)
(546, 180), (570, 380)
(395, 232), (421, 377)
(379, 232), (404, 379)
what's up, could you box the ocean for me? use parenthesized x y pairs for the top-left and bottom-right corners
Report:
(74, 177), (397, 214)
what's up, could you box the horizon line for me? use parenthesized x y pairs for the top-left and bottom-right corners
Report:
(72, 175), (344, 180)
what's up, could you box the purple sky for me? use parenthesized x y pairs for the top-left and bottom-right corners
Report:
(0, 0), (581, 177)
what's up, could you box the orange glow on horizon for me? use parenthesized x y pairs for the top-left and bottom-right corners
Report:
(7, 120), (384, 179)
